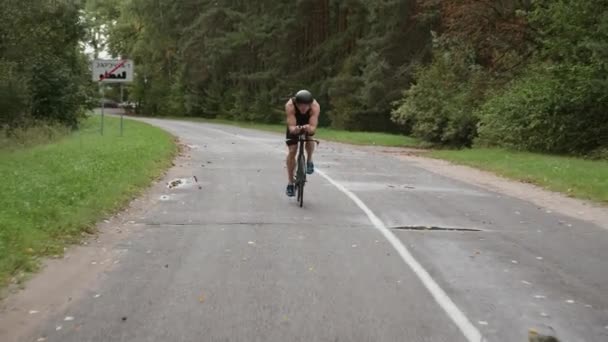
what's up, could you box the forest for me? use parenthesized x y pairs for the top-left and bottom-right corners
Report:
(1, 0), (607, 156)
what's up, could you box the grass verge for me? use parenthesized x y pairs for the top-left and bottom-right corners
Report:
(0, 115), (177, 288)
(167, 117), (421, 148)
(429, 148), (608, 204)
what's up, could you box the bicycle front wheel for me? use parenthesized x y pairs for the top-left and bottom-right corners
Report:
(297, 181), (304, 207)
(296, 153), (306, 207)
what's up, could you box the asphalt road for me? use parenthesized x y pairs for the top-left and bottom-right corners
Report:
(24, 118), (608, 341)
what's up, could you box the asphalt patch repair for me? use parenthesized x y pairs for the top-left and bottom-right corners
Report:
(391, 226), (482, 232)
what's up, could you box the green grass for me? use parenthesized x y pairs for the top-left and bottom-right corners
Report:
(167, 117), (421, 147)
(429, 148), (608, 203)
(0, 115), (177, 288)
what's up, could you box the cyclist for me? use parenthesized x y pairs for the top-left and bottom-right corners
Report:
(285, 89), (320, 197)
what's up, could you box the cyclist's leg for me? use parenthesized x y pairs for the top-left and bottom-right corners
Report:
(286, 144), (297, 183)
(305, 139), (315, 174)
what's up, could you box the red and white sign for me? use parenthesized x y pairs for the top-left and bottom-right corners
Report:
(92, 59), (134, 83)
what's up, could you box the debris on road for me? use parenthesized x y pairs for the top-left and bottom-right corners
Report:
(478, 321), (488, 326)
(64, 316), (74, 321)
(199, 293), (205, 303)
(528, 328), (560, 342)
(566, 299), (575, 304)
(167, 179), (183, 189)
(56, 326), (62, 331)
(29, 310), (39, 315)
(121, 316), (127, 322)
(534, 295), (546, 299)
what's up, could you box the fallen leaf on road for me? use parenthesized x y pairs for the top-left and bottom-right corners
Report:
(199, 294), (205, 303)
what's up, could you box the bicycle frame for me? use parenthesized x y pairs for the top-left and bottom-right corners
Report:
(287, 128), (319, 207)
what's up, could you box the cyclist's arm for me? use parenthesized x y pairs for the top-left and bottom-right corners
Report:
(306, 100), (320, 135)
(285, 100), (300, 134)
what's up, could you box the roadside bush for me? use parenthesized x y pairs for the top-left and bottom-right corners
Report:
(476, 62), (608, 154)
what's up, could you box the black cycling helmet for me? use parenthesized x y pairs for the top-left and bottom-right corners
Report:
(294, 89), (313, 104)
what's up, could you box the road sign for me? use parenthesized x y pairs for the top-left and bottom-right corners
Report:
(92, 59), (134, 83)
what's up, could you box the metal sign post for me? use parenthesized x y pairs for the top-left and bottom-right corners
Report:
(92, 59), (134, 136)
(100, 85), (105, 135)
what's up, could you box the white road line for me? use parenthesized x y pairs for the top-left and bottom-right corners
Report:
(316, 169), (484, 342)
(172, 121), (486, 342)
